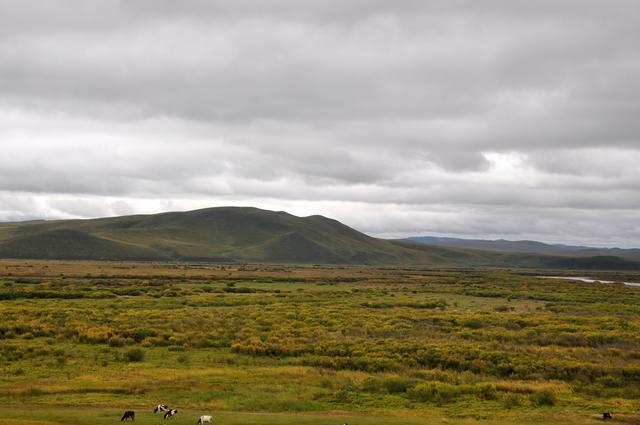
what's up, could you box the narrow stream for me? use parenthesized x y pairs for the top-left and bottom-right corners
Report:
(537, 276), (640, 287)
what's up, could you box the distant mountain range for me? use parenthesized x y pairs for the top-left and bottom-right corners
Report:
(0, 207), (638, 269)
(406, 236), (640, 260)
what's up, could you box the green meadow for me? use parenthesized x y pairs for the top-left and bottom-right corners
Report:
(1, 261), (639, 425)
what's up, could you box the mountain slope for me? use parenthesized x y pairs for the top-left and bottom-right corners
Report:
(0, 207), (471, 265)
(0, 207), (638, 269)
(0, 228), (161, 260)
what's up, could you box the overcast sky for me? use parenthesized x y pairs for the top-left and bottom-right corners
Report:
(1, 1), (639, 247)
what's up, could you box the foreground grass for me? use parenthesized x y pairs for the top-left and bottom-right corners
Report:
(0, 405), (623, 425)
(1, 261), (639, 424)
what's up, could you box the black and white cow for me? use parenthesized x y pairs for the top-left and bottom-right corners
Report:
(121, 411), (135, 421)
(154, 405), (169, 413)
(164, 409), (178, 419)
(197, 415), (212, 425)
(603, 412), (613, 420)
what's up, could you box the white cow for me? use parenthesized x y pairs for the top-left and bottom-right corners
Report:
(197, 415), (212, 425)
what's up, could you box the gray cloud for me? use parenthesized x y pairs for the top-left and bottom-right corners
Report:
(0, 1), (639, 246)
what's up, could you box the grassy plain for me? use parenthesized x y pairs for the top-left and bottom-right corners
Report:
(1, 260), (639, 425)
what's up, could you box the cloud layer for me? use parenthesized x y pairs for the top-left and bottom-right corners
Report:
(1, 1), (639, 246)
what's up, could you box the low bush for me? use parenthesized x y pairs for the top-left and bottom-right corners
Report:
(477, 384), (499, 400)
(109, 337), (126, 347)
(529, 389), (557, 406)
(383, 377), (416, 394)
(503, 394), (523, 408)
(408, 382), (461, 404)
(124, 348), (145, 362)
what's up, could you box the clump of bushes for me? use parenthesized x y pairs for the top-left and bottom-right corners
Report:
(124, 348), (145, 362)
(384, 377), (416, 394)
(529, 389), (557, 406)
(478, 384), (498, 400)
(462, 318), (485, 329)
(503, 394), (523, 408)
(301, 355), (400, 373)
(123, 328), (158, 343)
(109, 337), (126, 347)
(408, 382), (461, 404)
(404, 382), (501, 405)
(223, 286), (257, 293)
(21, 386), (45, 397)
(361, 377), (417, 394)
(9, 366), (25, 376)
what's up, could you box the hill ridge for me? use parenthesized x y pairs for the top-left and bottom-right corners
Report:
(0, 207), (638, 269)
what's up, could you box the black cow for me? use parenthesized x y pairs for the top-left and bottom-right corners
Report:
(121, 411), (135, 421)
(164, 409), (178, 420)
(603, 412), (612, 420)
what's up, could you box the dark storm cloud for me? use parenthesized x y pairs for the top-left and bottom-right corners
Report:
(0, 1), (639, 246)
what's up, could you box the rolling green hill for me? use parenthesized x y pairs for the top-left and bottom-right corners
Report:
(0, 207), (451, 264)
(0, 207), (638, 269)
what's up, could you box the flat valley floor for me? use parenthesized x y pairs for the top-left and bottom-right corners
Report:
(0, 260), (639, 425)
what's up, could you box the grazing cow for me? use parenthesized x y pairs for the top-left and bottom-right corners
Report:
(603, 412), (612, 420)
(154, 405), (169, 413)
(121, 411), (135, 421)
(164, 409), (178, 419)
(197, 415), (212, 425)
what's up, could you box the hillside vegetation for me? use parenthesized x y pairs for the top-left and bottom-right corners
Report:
(0, 207), (638, 269)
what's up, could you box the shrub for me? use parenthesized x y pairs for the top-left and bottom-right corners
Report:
(408, 382), (461, 404)
(22, 387), (45, 397)
(168, 345), (186, 352)
(503, 394), (523, 408)
(109, 337), (125, 347)
(529, 389), (557, 406)
(383, 377), (416, 394)
(10, 366), (25, 376)
(127, 328), (158, 343)
(124, 348), (145, 362)
(223, 286), (256, 293)
(360, 377), (383, 393)
(320, 378), (333, 389)
(463, 318), (485, 329)
(477, 384), (498, 400)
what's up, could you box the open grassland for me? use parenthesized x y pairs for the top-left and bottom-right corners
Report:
(1, 260), (639, 425)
